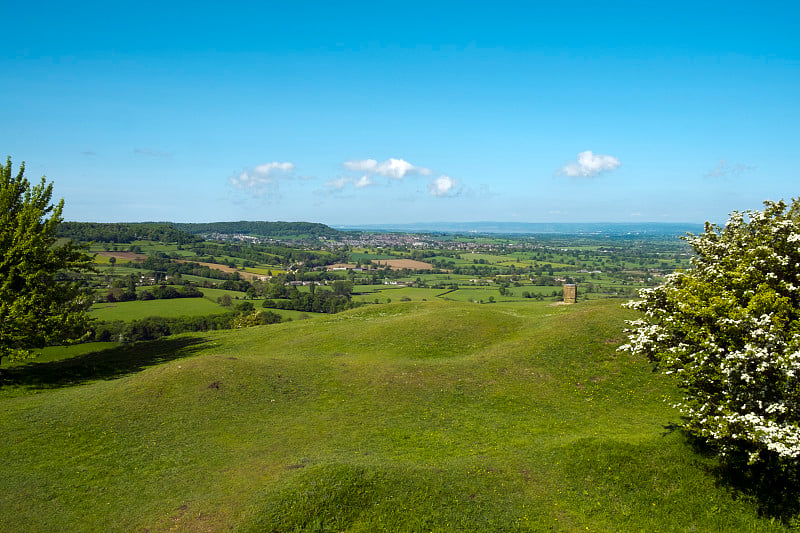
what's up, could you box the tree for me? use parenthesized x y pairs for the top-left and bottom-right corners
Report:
(0, 158), (94, 365)
(331, 280), (353, 298)
(620, 199), (800, 467)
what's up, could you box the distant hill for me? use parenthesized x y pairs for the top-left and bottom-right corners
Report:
(58, 222), (201, 243)
(59, 221), (342, 242)
(336, 221), (705, 236)
(172, 221), (342, 239)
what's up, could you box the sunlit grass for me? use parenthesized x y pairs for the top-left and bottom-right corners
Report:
(89, 297), (224, 321)
(0, 299), (794, 531)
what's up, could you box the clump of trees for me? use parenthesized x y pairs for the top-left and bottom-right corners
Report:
(94, 313), (242, 343)
(262, 280), (356, 314)
(621, 200), (800, 468)
(100, 284), (203, 303)
(0, 158), (94, 365)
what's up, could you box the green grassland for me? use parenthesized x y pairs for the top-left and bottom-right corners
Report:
(90, 297), (225, 321)
(197, 287), (250, 303)
(354, 286), (450, 303)
(1, 299), (793, 531)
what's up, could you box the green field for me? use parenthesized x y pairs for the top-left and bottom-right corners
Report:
(90, 297), (224, 321)
(354, 286), (450, 303)
(1, 299), (793, 531)
(197, 287), (250, 303)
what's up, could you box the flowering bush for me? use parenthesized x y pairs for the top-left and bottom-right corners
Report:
(620, 199), (800, 466)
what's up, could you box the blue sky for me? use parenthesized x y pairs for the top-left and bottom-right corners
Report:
(3, 1), (798, 225)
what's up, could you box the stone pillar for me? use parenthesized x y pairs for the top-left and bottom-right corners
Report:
(563, 284), (577, 304)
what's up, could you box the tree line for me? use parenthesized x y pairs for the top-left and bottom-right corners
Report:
(172, 221), (342, 239)
(57, 222), (201, 244)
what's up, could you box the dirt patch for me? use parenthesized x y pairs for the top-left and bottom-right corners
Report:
(373, 259), (434, 270)
(175, 260), (267, 281)
(326, 263), (357, 270)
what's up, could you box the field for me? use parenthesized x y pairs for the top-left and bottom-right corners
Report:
(1, 299), (794, 531)
(90, 297), (225, 321)
(373, 259), (435, 270)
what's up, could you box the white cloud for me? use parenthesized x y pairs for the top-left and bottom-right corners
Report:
(704, 159), (755, 178)
(343, 157), (430, 179)
(343, 159), (379, 173)
(229, 161), (296, 197)
(560, 150), (620, 177)
(324, 175), (374, 191)
(428, 175), (459, 197)
(254, 162), (294, 174)
(354, 175), (373, 188)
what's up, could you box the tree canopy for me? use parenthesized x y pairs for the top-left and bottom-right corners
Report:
(0, 158), (94, 364)
(620, 199), (800, 467)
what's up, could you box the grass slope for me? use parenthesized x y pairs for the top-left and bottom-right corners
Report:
(0, 300), (791, 531)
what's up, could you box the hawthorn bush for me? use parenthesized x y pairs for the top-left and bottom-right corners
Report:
(621, 199), (800, 466)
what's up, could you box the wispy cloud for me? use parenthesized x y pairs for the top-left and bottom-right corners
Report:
(229, 161), (296, 198)
(704, 159), (755, 179)
(354, 175), (372, 188)
(559, 150), (620, 177)
(324, 176), (349, 191)
(343, 158), (431, 179)
(428, 175), (460, 197)
(324, 174), (375, 191)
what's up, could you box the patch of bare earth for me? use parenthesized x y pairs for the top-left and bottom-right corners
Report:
(373, 259), (434, 270)
(175, 260), (266, 280)
(326, 263), (357, 270)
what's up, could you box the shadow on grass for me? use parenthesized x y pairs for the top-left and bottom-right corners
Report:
(683, 430), (800, 522)
(0, 337), (208, 391)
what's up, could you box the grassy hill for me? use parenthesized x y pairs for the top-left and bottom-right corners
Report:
(0, 299), (791, 531)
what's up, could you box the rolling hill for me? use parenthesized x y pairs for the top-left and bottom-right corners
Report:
(0, 299), (788, 531)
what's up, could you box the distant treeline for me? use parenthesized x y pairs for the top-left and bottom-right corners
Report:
(58, 222), (201, 244)
(99, 284), (204, 303)
(93, 313), (234, 342)
(93, 309), (285, 343)
(172, 221), (341, 239)
(58, 221), (341, 243)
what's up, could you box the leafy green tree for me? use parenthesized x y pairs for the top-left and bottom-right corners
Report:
(0, 158), (94, 365)
(332, 280), (353, 298)
(620, 199), (800, 467)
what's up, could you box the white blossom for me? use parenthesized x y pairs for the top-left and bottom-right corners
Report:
(620, 199), (800, 464)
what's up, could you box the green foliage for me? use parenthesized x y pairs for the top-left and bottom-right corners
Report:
(232, 309), (282, 328)
(262, 284), (354, 313)
(57, 221), (200, 244)
(0, 158), (93, 364)
(172, 220), (342, 239)
(93, 312), (236, 342)
(621, 199), (800, 467)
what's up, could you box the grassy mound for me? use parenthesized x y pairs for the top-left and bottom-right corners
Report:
(0, 299), (792, 531)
